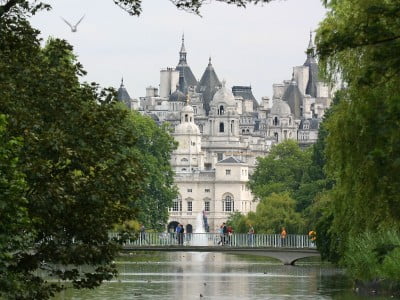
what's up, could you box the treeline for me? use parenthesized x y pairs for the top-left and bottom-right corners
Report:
(0, 12), (177, 299)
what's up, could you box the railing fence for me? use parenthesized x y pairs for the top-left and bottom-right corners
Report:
(109, 232), (316, 249)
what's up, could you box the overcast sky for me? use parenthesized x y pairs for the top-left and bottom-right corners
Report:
(30, 0), (326, 101)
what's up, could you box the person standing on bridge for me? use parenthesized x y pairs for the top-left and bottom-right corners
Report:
(281, 227), (287, 247)
(177, 224), (185, 245)
(140, 225), (147, 244)
(248, 225), (255, 246)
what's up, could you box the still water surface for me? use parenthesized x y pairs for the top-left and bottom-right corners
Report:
(55, 252), (395, 300)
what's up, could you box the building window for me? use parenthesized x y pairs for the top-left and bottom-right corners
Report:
(219, 122), (224, 133)
(273, 116), (279, 126)
(226, 169), (231, 175)
(172, 199), (182, 212)
(218, 105), (225, 115)
(204, 201), (210, 212)
(223, 195), (234, 212)
(187, 201), (192, 212)
(193, 106), (197, 114)
(217, 153), (223, 161)
(187, 188), (192, 192)
(205, 189), (210, 193)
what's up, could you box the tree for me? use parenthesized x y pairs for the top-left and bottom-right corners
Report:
(250, 193), (305, 234)
(315, 0), (400, 269)
(0, 15), (176, 298)
(226, 211), (248, 233)
(125, 110), (177, 230)
(0, 0), (275, 18)
(249, 140), (312, 211)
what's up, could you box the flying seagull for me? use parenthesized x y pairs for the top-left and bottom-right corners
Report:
(61, 15), (85, 32)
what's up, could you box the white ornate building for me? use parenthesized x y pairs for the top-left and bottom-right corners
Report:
(118, 33), (333, 233)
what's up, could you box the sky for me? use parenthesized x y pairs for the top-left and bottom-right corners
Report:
(30, 0), (327, 101)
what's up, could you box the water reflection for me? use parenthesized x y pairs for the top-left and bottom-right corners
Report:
(55, 252), (393, 300)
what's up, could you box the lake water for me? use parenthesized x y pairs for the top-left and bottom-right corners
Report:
(54, 252), (395, 299)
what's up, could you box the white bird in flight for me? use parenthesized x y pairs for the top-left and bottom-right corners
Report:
(61, 15), (85, 32)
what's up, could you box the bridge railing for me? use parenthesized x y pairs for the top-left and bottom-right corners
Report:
(109, 232), (316, 249)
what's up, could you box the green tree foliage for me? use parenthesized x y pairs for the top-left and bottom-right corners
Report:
(249, 140), (312, 211)
(0, 14), (176, 298)
(315, 0), (400, 267)
(344, 230), (400, 284)
(226, 212), (248, 233)
(0, 0), (275, 18)
(0, 115), (35, 297)
(126, 111), (177, 230)
(249, 193), (305, 234)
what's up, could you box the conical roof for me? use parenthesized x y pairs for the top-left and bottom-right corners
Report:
(117, 78), (131, 102)
(282, 78), (302, 118)
(197, 57), (221, 115)
(176, 35), (198, 89)
(303, 31), (319, 97)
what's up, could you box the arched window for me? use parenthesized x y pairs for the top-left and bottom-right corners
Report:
(181, 158), (188, 162)
(274, 132), (278, 141)
(273, 116), (279, 126)
(230, 120), (234, 133)
(185, 114), (188, 122)
(219, 122), (224, 133)
(218, 105), (225, 115)
(222, 194), (234, 212)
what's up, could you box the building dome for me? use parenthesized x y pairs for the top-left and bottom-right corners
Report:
(271, 99), (292, 116)
(181, 104), (194, 113)
(212, 81), (235, 104)
(169, 88), (186, 102)
(175, 122), (200, 135)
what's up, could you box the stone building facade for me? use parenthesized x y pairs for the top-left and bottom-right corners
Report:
(117, 33), (332, 233)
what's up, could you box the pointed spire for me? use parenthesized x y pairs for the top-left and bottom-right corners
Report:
(120, 77), (124, 87)
(306, 30), (315, 58)
(178, 34), (187, 65)
(208, 56), (212, 65)
(308, 30), (314, 49)
(180, 33), (186, 53)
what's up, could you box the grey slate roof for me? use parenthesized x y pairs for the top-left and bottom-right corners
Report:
(282, 79), (302, 118)
(176, 36), (198, 91)
(197, 57), (221, 115)
(303, 32), (319, 98)
(299, 118), (320, 130)
(169, 88), (186, 102)
(217, 157), (244, 164)
(117, 79), (131, 102)
(232, 86), (259, 110)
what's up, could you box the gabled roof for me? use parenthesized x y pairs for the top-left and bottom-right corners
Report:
(217, 157), (244, 164)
